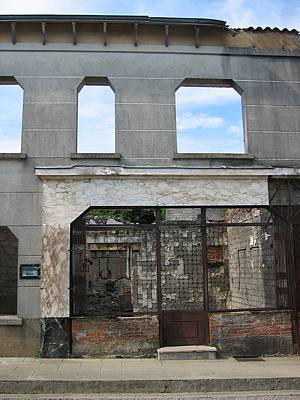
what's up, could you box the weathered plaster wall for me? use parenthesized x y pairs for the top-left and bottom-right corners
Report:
(0, 319), (40, 357)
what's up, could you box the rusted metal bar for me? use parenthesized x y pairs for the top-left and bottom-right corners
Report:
(10, 22), (16, 44)
(209, 307), (291, 313)
(72, 22), (77, 45)
(286, 180), (300, 353)
(201, 207), (209, 343)
(103, 22), (107, 46)
(207, 222), (273, 227)
(164, 24), (169, 47)
(133, 23), (138, 46)
(41, 22), (47, 45)
(194, 25), (200, 48)
(155, 208), (163, 346)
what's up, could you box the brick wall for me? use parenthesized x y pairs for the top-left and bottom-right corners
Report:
(210, 310), (293, 356)
(207, 226), (230, 309)
(72, 315), (159, 357)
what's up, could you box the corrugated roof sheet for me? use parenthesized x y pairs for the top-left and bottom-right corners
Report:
(235, 27), (298, 34)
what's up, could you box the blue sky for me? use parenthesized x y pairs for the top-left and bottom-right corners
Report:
(0, 0), (298, 153)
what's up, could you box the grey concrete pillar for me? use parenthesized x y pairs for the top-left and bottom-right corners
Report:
(110, 78), (181, 159)
(17, 77), (82, 157)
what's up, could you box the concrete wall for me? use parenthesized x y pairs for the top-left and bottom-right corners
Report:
(0, 319), (40, 357)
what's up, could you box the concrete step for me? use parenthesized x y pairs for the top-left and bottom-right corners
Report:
(157, 345), (217, 360)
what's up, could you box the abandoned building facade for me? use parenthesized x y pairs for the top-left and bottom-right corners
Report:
(0, 14), (299, 358)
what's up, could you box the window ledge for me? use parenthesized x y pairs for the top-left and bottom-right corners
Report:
(174, 153), (254, 160)
(0, 153), (27, 160)
(70, 153), (121, 160)
(0, 315), (22, 326)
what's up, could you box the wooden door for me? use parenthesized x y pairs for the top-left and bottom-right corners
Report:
(162, 310), (208, 346)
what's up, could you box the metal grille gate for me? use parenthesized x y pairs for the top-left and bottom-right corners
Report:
(70, 206), (298, 349)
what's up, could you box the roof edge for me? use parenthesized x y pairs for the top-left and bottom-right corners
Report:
(0, 14), (227, 27)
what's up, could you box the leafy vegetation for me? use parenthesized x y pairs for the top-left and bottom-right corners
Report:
(86, 208), (166, 224)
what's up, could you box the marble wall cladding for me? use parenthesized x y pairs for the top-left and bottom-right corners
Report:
(41, 224), (70, 317)
(39, 175), (268, 318)
(41, 318), (70, 358)
(41, 177), (269, 225)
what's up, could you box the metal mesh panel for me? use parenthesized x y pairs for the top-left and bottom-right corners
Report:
(207, 209), (276, 310)
(160, 224), (203, 311)
(131, 228), (157, 312)
(71, 206), (292, 318)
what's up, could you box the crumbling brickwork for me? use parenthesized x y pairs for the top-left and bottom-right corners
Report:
(72, 315), (159, 357)
(207, 226), (230, 309)
(210, 310), (293, 356)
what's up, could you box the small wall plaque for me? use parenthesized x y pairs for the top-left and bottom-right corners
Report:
(20, 264), (40, 279)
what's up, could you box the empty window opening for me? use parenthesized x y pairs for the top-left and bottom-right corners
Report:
(176, 86), (244, 153)
(77, 82), (115, 153)
(0, 226), (18, 314)
(0, 84), (23, 153)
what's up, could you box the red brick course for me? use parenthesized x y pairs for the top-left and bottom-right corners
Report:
(209, 310), (294, 355)
(72, 315), (159, 357)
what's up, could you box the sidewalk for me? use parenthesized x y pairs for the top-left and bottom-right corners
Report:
(0, 356), (300, 394)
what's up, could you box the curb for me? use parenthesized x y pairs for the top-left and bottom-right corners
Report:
(1, 378), (300, 394)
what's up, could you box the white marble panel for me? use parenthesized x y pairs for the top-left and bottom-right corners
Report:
(41, 224), (70, 317)
(41, 177), (269, 225)
(39, 174), (269, 317)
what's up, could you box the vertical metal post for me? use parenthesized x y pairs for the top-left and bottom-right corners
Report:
(133, 23), (138, 47)
(287, 180), (300, 353)
(103, 22), (108, 46)
(194, 25), (200, 48)
(201, 207), (209, 343)
(155, 208), (163, 346)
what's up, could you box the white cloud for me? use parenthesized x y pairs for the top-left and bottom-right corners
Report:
(0, 136), (21, 152)
(219, 0), (257, 27)
(176, 87), (240, 107)
(177, 131), (244, 153)
(0, 0), (69, 13)
(227, 123), (243, 136)
(0, 0), (298, 31)
(177, 112), (224, 130)
(77, 85), (115, 152)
